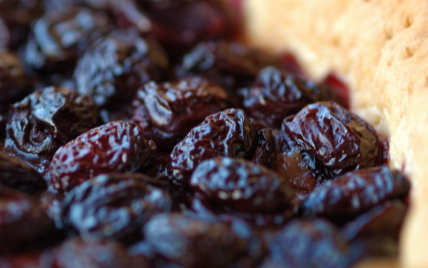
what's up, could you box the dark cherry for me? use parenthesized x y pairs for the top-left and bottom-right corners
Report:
(113, 0), (232, 54)
(341, 200), (407, 242)
(300, 166), (411, 219)
(74, 30), (169, 110)
(239, 66), (337, 128)
(131, 77), (228, 151)
(61, 173), (172, 242)
(47, 121), (156, 192)
(266, 219), (361, 268)
(6, 86), (100, 156)
(53, 238), (150, 268)
(0, 188), (54, 253)
(169, 108), (258, 185)
(175, 41), (283, 93)
(144, 213), (248, 268)
(24, 8), (111, 75)
(190, 157), (294, 214)
(0, 152), (45, 194)
(282, 101), (382, 176)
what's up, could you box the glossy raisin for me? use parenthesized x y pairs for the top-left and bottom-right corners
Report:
(61, 173), (172, 242)
(74, 30), (169, 110)
(43, 0), (111, 10)
(251, 127), (277, 169)
(300, 167), (410, 219)
(47, 121), (156, 192)
(239, 66), (337, 128)
(24, 8), (111, 75)
(169, 108), (258, 185)
(6, 86), (100, 156)
(0, 152), (45, 194)
(0, 20), (10, 50)
(176, 41), (282, 92)
(114, 0), (232, 54)
(0, 188), (54, 253)
(190, 157), (294, 214)
(282, 102), (382, 176)
(144, 213), (248, 268)
(266, 219), (361, 268)
(131, 77), (228, 151)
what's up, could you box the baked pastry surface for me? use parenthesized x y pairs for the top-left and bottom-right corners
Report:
(244, 0), (428, 267)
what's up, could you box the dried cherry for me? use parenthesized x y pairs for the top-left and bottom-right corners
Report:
(61, 173), (172, 242)
(131, 77), (228, 151)
(169, 108), (258, 185)
(74, 30), (169, 109)
(301, 166), (411, 218)
(47, 121), (156, 191)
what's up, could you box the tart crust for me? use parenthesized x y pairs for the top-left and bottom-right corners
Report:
(244, 0), (428, 267)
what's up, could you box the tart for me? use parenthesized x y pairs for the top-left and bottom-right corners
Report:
(245, 0), (427, 267)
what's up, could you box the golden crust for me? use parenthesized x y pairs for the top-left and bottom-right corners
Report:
(244, 0), (428, 267)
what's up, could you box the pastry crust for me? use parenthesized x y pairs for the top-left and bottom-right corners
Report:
(244, 0), (428, 267)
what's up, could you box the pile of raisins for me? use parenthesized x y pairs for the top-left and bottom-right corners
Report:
(0, 1), (411, 268)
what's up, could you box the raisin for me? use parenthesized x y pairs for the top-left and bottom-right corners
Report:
(0, 250), (56, 268)
(53, 238), (150, 268)
(0, 188), (54, 253)
(169, 108), (258, 185)
(61, 173), (172, 242)
(47, 121), (156, 192)
(144, 213), (248, 268)
(300, 167), (411, 219)
(266, 219), (361, 268)
(341, 200), (407, 242)
(6, 86), (100, 156)
(251, 127), (277, 169)
(238, 66), (337, 128)
(39, 189), (65, 224)
(190, 157), (294, 215)
(0, 20), (10, 50)
(43, 0), (111, 10)
(131, 77), (228, 151)
(114, 0), (232, 54)
(282, 102), (382, 176)
(176, 41), (282, 93)
(74, 30), (169, 110)
(24, 8), (111, 75)
(0, 152), (45, 194)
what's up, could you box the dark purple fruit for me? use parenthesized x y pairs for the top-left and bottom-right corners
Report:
(61, 173), (172, 243)
(300, 166), (410, 218)
(0, 20), (10, 50)
(47, 121), (156, 192)
(131, 77), (228, 151)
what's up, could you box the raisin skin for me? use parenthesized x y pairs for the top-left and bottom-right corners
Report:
(144, 213), (248, 268)
(175, 41), (283, 92)
(131, 77), (228, 151)
(6, 86), (100, 156)
(0, 188), (54, 253)
(74, 30), (169, 110)
(190, 157), (294, 214)
(282, 101), (382, 176)
(0, 152), (46, 194)
(47, 121), (156, 192)
(24, 8), (111, 75)
(300, 166), (411, 219)
(266, 219), (361, 268)
(169, 108), (258, 185)
(61, 173), (172, 242)
(239, 66), (337, 128)
(251, 127), (277, 169)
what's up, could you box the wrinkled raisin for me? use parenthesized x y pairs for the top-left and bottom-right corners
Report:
(24, 8), (111, 75)
(6, 86), (100, 156)
(74, 30), (169, 110)
(169, 108), (258, 185)
(144, 213), (248, 268)
(61, 173), (172, 242)
(239, 66), (337, 128)
(47, 121), (156, 192)
(300, 167), (410, 219)
(282, 102), (382, 176)
(190, 157), (294, 214)
(132, 77), (228, 151)
(0, 20), (10, 50)
(0, 188), (54, 253)
(43, 0), (111, 10)
(251, 127), (277, 169)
